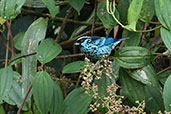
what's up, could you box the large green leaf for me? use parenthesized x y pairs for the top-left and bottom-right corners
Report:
(50, 82), (64, 114)
(37, 38), (62, 64)
(139, 0), (154, 22)
(145, 86), (164, 113)
(0, 66), (13, 104)
(118, 0), (131, 24)
(97, 1), (119, 34)
(21, 17), (48, 99)
(62, 61), (85, 74)
(0, 0), (26, 20)
(160, 27), (171, 52)
(128, 65), (159, 86)
(114, 46), (151, 69)
(62, 88), (92, 114)
(154, 0), (171, 30)
(67, 0), (85, 15)
(163, 74), (171, 111)
(33, 72), (54, 114)
(119, 68), (145, 103)
(125, 0), (144, 31)
(41, 0), (59, 19)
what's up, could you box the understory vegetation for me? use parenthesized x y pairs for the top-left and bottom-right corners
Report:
(0, 0), (171, 114)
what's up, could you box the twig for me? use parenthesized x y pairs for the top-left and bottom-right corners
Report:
(22, 9), (102, 26)
(17, 83), (32, 114)
(60, 26), (104, 46)
(91, 0), (98, 36)
(139, 23), (148, 46)
(0, 37), (12, 52)
(55, 7), (73, 42)
(56, 53), (84, 59)
(5, 21), (10, 67)
(9, 52), (36, 63)
(6, 21), (15, 58)
(157, 66), (171, 75)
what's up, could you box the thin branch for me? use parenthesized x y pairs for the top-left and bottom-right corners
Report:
(91, 0), (98, 36)
(157, 66), (171, 75)
(6, 21), (15, 58)
(56, 53), (84, 59)
(9, 52), (36, 63)
(0, 37), (12, 52)
(59, 26), (104, 46)
(55, 7), (73, 42)
(5, 21), (10, 67)
(17, 83), (32, 114)
(22, 9), (102, 26)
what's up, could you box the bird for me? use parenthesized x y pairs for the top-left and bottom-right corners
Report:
(75, 36), (130, 59)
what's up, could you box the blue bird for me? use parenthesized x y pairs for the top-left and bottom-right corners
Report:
(75, 36), (129, 59)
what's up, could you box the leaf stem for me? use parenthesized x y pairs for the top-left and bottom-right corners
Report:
(17, 83), (32, 114)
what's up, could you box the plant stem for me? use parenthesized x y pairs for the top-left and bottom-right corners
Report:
(91, 0), (98, 36)
(60, 26), (104, 46)
(56, 7), (73, 42)
(17, 83), (32, 114)
(22, 9), (102, 26)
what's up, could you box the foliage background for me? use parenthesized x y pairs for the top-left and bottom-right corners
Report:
(0, 0), (171, 114)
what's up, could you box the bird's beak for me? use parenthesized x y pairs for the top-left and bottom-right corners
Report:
(74, 42), (80, 45)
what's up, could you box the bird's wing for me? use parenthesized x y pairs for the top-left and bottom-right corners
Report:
(104, 37), (115, 46)
(91, 36), (106, 47)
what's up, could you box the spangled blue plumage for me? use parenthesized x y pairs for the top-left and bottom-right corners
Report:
(75, 36), (129, 59)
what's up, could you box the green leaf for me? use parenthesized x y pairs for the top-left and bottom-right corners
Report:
(0, 0), (26, 20)
(163, 74), (171, 111)
(114, 46), (151, 69)
(37, 38), (62, 64)
(67, 0), (85, 15)
(4, 72), (27, 110)
(119, 68), (145, 103)
(128, 65), (159, 86)
(158, 70), (171, 85)
(24, 0), (46, 8)
(97, 1), (119, 34)
(154, 0), (171, 30)
(145, 86), (164, 113)
(139, 0), (154, 22)
(0, 105), (5, 114)
(21, 17), (48, 100)
(41, 0), (59, 19)
(0, 66), (13, 104)
(62, 61), (85, 74)
(50, 82), (64, 114)
(62, 88), (92, 114)
(13, 32), (25, 50)
(94, 73), (115, 113)
(33, 72), (54, 114)
(160, 27), (171, 52)
(118, 0), (131, 24)
(125, 0), (144, 31)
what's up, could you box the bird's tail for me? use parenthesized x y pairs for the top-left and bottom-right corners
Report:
(112, 37), (130, 48)
(118, 37), (130, 41)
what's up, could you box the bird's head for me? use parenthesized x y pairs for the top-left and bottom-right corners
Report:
(75, 36), (91, 47)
